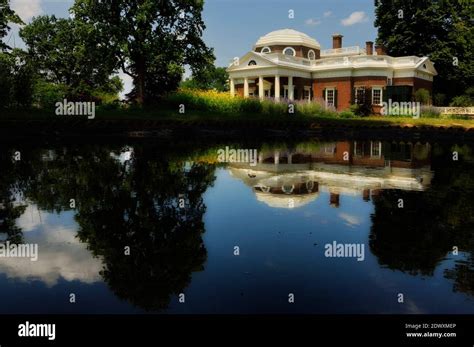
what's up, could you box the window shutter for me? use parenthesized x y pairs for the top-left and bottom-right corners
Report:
(351, 87), (355, 104)
(322, 88), (326, 100)
(334, 89), (338, 108)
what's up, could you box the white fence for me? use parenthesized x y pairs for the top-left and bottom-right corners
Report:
(433, 107), (474, 115)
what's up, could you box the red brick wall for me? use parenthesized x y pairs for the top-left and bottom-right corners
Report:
(313, 77), (352, 111)
(414, 78), (433, 93)
(353, 76), (387, 87)
(393, 77), (432, 92)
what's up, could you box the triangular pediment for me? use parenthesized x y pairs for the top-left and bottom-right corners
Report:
(227, 51), (278, 71)
(415, 57), (438, 76)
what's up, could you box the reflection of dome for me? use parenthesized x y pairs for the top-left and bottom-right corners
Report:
(255, 29), (321, 49)
(255, 192), (319, 209)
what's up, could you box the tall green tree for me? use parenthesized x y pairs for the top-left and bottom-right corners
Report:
(0, 0), (22, 52)
(375, 0), (474, 102)
(72, 0), (215, 105)
(20, 15), (119, 101)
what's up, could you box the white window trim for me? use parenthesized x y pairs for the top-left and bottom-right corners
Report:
(304, 86), (311, 101)
(283, 46), (296, 57)
(261, 46), (271, 54)
(325, 88), (335, 108)
(372, 87), (383, 106)
(307, 49), (316, 60)
(370, 141), (382, 158)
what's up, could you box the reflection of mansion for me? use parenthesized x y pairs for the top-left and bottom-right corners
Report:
(228, 141), (432, 209)
(227, 29), (437, 112)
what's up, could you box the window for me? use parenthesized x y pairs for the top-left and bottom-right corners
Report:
(283, 47), (296, 56)
(371, 141), (382, 158)
(248, 60), (257, 66)
(304, 86), (311, 101)
(355, 87), (365, 104)
(325, 88), (335, 108)
(261, 46), (271, 54)
(372, 87), (382, 105)
(307, 49), (316, 60)
(354, 141), (364, 156)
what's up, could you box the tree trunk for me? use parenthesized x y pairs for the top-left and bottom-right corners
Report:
(136, 58), (145, 106)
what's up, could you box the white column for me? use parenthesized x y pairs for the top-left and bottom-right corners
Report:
(244, 77), (249, 98)
(288, 76), (294, 100)
(258, 76), (264, 100)
(230, 78), (235, 97)
(275, 75), (280, 101)
(274, 151), (280, 165)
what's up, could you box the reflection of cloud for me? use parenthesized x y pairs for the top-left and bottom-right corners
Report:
(339, 212), (362, 227)
(405, 299), (425, 314)
(11, 0), (43, 22)
(0, 204), (102, 287)
(16, 204), (43, 232)
(323, 11), (332, 17)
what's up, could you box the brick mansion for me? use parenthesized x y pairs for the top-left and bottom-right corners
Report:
(226, 29), (437, 112)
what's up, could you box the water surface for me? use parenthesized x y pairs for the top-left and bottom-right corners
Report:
(0, 138), (473, 313)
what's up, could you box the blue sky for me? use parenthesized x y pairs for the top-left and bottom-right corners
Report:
(4, 0), (378, 95)
(203, 0), (378, 67)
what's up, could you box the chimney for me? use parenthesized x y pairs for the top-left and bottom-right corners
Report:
(375, 45), (386, 55)
(366, 41), (373, 55)
(332, 34), (343, 49)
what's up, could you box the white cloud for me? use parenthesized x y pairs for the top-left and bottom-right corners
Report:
(305, 18), (321, 26)
(323, 11), (332, 17)
(11, 0), (43, 22)
(118, 70), (133, 100)
(341, 11), (369, 26)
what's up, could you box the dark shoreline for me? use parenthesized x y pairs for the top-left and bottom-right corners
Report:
(1, 119), (474, 143)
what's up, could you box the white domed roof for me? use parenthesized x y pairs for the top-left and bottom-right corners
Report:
(255, 29), (320, 49)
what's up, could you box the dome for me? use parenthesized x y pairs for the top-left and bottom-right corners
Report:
(254, 29), (320, 49)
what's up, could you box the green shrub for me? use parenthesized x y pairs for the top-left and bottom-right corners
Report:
(420, 105), (440, 118)
(414, 88), (430, 105)
(339, 110), (356, 118)
(33, 81), (68, 109)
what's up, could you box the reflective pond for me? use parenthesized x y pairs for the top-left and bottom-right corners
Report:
(0, 138), (473, 313)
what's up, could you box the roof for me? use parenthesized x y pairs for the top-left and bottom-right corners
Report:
(254, 29), (321, 50)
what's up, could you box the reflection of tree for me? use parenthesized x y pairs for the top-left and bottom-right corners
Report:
(20, 144), (216, 311)
(370, 143), (474, 295)
(0, 148), (29, 243)
(75, 148), (216, 311)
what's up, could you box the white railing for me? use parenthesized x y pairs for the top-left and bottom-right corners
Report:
(320, 46), (364, 56)
(434, 107), (474, 115)
(265, 53), (312, 66)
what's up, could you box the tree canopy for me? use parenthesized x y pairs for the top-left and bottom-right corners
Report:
(375, 0), (474, 102)
(71, 0), (215, 105)
(20, 15), (121, 101)
(0, 0), (22, 52)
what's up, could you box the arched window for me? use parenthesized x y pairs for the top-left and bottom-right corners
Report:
(261, 46), (271, 54)
(308, 49), (316, 60)
(283, 47), (296, 56)
(248, 60), (257, 66)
